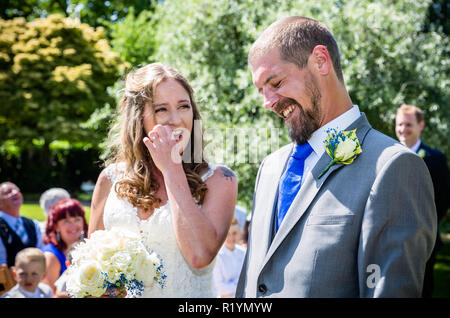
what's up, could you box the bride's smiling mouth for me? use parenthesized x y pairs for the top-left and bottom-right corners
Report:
(172, 128), (187, 142)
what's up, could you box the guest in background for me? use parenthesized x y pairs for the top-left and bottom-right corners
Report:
(38, 188), (70, 235)
(0, 182), (43, 267)
(41, 198), (88, 294)
(233, 205), (247, 232)
(395, 103), (450, 297)
(2, 247), (52, 298)
(213, 218), (246, 298)
(240, 214), (251, 248)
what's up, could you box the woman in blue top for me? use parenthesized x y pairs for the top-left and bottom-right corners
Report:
(42, 199), (88, 295)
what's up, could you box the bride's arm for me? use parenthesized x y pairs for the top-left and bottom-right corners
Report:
(88, 170), (112, 237)
(144, 124), (238, 268)
(163, 164), (237, 269)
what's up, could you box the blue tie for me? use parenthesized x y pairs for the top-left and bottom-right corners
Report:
(276, 142), (313, 231)
(15, 218), (28, 245)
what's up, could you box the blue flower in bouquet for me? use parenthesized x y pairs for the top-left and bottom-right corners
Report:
(103, 273), (144, 298)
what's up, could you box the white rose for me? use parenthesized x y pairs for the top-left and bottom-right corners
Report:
(95, 234), (122, 263)
(135, 251), (160, 286)
(102, 260), (121, 283)
(66, 267), (83, 297)
(111, 251), (132, 276)
(70, 241), (96, 265)
(68, 262), (106, 297)
(334, 138), (357, 161)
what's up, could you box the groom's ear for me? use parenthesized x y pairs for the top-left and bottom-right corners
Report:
(309, 45), (332, 77)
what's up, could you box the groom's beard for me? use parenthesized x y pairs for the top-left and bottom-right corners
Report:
(286, 79), (322, 145)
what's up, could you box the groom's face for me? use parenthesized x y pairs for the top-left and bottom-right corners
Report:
(251, 48), (322, 144)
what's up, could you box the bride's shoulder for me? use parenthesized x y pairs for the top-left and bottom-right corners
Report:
(200, 164), (237, 205)
(202, 164), (237, 190)
(102, 162), (126, 183)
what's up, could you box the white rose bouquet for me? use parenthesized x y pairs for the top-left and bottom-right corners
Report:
(66, 227), (165, 298)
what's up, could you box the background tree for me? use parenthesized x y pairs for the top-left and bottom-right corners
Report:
(0, 14), (126, 192)
(0, 14), (125, 148)
(1, 0), (156, 28)
(108, 7), (156, 66)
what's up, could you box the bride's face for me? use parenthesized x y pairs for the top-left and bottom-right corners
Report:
(143, 78), (193, 151)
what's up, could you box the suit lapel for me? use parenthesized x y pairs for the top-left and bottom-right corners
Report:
(250, 143), (293, 271)
(262, 114), (372, 267)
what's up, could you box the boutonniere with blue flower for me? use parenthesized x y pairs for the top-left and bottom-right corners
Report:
(318, 128), (362, 179)
(418, 149), (426, 159)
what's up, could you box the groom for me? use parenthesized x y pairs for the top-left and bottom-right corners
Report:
(236, 16), (437, 297)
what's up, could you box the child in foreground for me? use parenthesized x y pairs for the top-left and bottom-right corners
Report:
(2, 247), (53, 298)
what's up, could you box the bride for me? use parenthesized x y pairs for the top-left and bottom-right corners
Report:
(88, 63), (238, 297)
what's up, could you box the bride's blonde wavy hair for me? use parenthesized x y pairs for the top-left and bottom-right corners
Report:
(105, 63), (208, 210)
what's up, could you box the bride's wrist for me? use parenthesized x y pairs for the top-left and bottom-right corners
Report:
(160, 163), (184, 178)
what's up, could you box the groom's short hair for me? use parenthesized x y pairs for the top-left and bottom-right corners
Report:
(249, 16), (344, 82)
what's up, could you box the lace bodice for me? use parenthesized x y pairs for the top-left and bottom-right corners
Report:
(102, 162), (218, 298)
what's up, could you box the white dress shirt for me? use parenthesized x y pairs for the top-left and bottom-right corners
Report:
(213, 244), (246, 297)
(304, 104), (362, 176)
(409, 139), (421, 152)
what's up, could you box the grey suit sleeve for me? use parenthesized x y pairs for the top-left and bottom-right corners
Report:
(358, 151), (437, 297)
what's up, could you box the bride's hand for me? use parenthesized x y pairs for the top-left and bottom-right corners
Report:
(143, 124), (184, 173)
(100, 286), (127, 298)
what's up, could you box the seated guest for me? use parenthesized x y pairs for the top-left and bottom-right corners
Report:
(2, 247), (52, 298)
(0, 182), (43, 267)
(38, 188), (70, 235)
(41, 198), (87, 294)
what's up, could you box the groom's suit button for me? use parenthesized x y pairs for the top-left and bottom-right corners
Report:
(258, 284), (267, 294)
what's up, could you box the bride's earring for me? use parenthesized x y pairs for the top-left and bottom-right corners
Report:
(56, 231), (61, 242)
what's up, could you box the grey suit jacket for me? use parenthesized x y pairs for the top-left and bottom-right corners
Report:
(236, 114), (437, 298)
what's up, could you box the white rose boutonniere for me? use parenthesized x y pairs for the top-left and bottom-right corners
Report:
(418, 149), (426, 159)
(318, 128), (362, 179)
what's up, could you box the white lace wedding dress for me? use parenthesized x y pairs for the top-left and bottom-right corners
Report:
(102, 162), (217, 298)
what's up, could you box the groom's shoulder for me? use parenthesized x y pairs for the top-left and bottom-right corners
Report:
(363, 128), (419, 166)
(365, 128), (408, 154)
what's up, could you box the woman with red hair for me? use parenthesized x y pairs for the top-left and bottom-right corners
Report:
(41, 198), (87, 294)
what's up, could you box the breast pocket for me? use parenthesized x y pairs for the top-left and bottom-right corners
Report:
(306, 213), (354, 226)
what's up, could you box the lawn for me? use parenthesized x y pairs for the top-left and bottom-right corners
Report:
(433, 241), (450, 298)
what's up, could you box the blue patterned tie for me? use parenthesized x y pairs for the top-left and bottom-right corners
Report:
(15, 218), (28, 245)
(276, 142), (313, 231)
